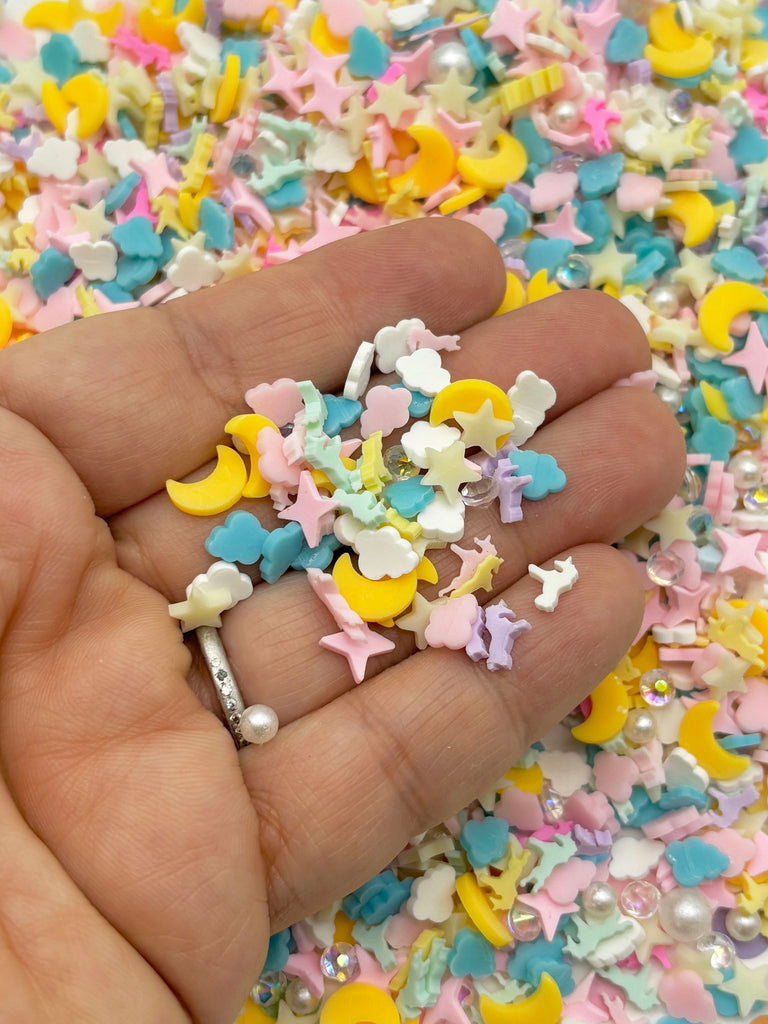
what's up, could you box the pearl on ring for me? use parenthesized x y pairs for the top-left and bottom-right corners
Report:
(239, 704), (279, 745)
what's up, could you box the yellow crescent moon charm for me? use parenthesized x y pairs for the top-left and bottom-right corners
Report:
(166, 445), (247, 516)
(457, 133), (528, 191)
(319, 983), (400, 1024)
(698, 282), (768, 353)
(571, 672), (629, 744)
(479, 972), (563, 1024)
(389, 125), (457, 199)
(655, 191), (715, 248)
(678, 700), (750, 780)
(225, 413), (279, 499)
(332, 553), (437, 625)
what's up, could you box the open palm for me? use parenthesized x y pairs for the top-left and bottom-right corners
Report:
(0, 220), (684, 1023)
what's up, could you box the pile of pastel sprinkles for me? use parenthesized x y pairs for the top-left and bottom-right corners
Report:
(1, 0), (768, 1020)
(166, 328), (570, 677)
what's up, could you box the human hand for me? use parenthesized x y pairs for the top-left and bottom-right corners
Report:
(0, 218), (684, 1023)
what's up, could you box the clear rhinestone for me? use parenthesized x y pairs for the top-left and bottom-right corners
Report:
(498, 238), (527, 261)
(552, 151), (584, 172)
(679, 466), (702, 502)
(383, 444), (419, 479)
(620, 880), (660, 919)
(697, 931), (736, 970)
(556, 253), (591, 289)
(541, 784), (564, 822)
(459, 476), (499, 507)
(666, 88), (693, 123)
(646, 550), (685, 586)
(230, 152), (257, 176)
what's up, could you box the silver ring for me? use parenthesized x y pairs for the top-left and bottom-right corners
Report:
(195, 626), (280, 747)
(196, 625), (249, 747)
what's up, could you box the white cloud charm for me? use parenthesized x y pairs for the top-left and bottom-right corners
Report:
(355, 525), (419, 580)
(394, 348), (451, 396)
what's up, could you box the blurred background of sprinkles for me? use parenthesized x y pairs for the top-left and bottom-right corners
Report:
(2, 0), (768, 1021)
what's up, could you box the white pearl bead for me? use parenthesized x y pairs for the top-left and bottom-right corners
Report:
(581, 880), (618, 920)
(648, 285), (680, 319)
(727, 450), (763, 490)
(659, 888), (712, 942)
(239, 704), (279, 744)
(725, 906), (762, 942)
(427, 42), (474, 84)
(623, 708), (657, 745)
(548, 100), (581, 132)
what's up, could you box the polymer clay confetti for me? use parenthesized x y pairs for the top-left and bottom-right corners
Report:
(167, 338), (548, 676)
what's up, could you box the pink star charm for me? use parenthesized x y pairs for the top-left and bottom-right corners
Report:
(300, 209), (361, 253)
(277, 470), (339, 547)
(319, 623), (396, 683)
(422, 977), (472, 1024)
(723, 320), (768, 394)
(296, 41), (348, 87)
(435, 108), (481, 150)
(263, 48), (303, 110)
(516, 889), (579, 940)
(394, 40), (435, 90)
(300, 73), (358, 123)
(561, 973), (611, 1024)
(483, 0), (537, 51)
(535, 201), (593, 244)
(576, 0), (621, 51)
(713, 528), (765, 575)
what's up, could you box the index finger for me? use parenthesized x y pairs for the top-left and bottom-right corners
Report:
(0, 218), (505, 517)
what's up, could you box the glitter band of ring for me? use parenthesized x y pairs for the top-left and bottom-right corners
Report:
(195, 624), (248, 748)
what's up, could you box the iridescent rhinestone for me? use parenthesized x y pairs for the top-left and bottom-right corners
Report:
(639, 668), (674, 707)
(679, 466), (702, 502)
(540, 784), (564, 822)
(320, 943), (360, 982)
(743, 485), (768, 511)
(620, 879), (660, 919)
(666, 88), (693, 123)
(697, 930), (736, 970)
(383, 444), (419, 479)
(646, 549), (685, 586)
(556, 253), (591, 289)
(507, 902), (541, 942)
(251, 971), (286, 1006)
(459, 476), (499, 507)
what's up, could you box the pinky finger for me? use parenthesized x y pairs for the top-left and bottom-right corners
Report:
(242, 542), (644, 929)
